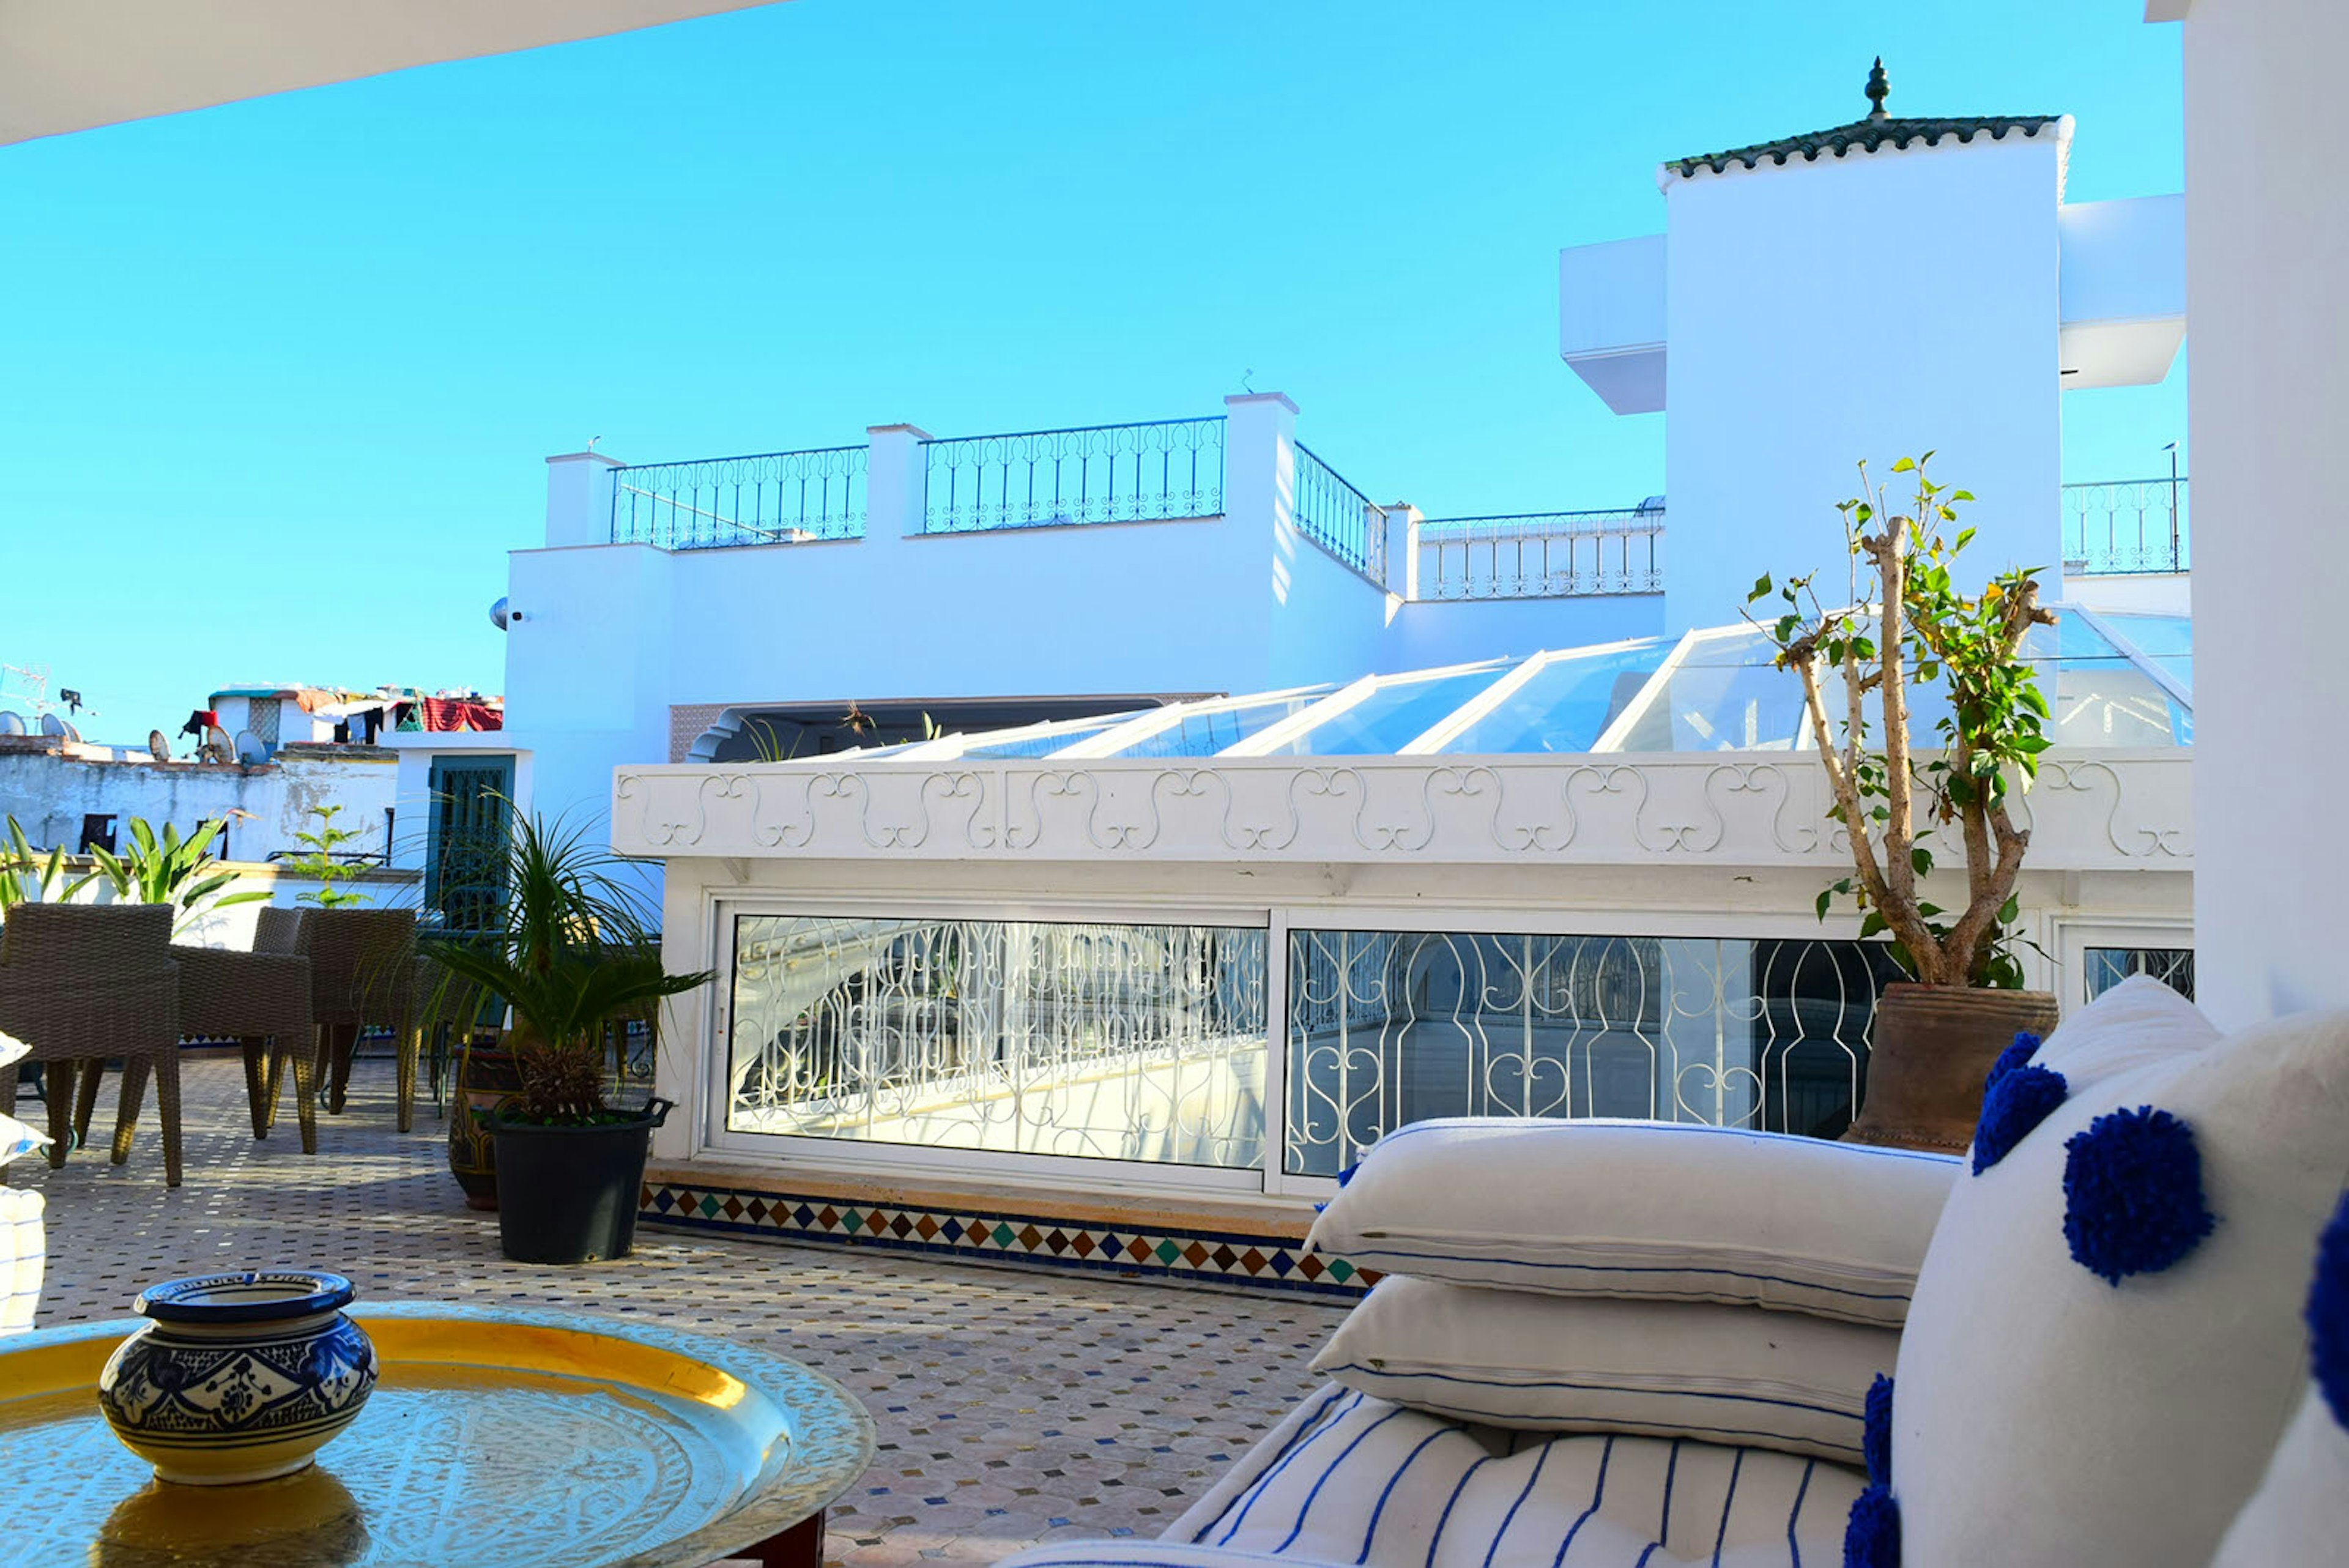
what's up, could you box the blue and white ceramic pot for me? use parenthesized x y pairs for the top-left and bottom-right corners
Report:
(96, 1271), (378, 1485)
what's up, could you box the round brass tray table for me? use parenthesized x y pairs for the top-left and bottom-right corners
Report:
(0, 1301), (877, 1567)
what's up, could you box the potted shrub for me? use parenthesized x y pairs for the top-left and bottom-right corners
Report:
(421, 813), (711, 1262)
(1749, 455), (2060, 1151)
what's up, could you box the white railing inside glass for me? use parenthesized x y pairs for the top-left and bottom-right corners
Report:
(725, 915), (1269, 1169)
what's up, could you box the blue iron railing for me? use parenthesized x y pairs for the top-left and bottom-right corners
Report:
(2063, 477), (2188, 575)
(1292, 442), (1387, 587)
(921, 417), (1225, 533)
(609, 446), (867, 550)
(1419, 508), (1665, 599)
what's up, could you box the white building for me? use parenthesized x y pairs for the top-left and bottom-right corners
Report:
(401, 72), (2203, 1260)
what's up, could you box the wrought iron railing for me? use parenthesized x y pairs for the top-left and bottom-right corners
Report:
(1292, 442), (1387, 588)
(2063, 477), (2188, 575)
(1284, 928), (1900, 1175)
(725, 914), (1269, 1168)
(1419, 508), (1666, 599)
(609, 446), (867, 550)
(921, 417), (1225, 533)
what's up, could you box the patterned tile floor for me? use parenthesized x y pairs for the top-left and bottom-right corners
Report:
(13, 1053), (1346, 1566)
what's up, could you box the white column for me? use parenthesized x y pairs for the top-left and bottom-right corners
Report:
(1223, 391), (1299, 542)
(2168, 0), (2349, 1025)
(1384, 503), (1422, 602)
(862, 424), (930, 565)
(544, 450), (622, 548)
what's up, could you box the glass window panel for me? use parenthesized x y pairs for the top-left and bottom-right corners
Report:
(2084, 946), (2195, 1004)
(1616, 630), (1810, 752)
(1439, 642), (1671, 755)
(726, 915), (1268, 1168)
(1113, 690), (1334, 759)
(1282, 928), (1900, 1175)
(2099, 612), (2194, 694)
(959, 715), (1141, 759)
(1268, 663), (1514, 756)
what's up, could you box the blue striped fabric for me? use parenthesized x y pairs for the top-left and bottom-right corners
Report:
(991, 1386), (1864, 1568)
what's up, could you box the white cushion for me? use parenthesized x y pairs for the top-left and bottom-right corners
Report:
(2030, 973), (2217, 1083)
(1146, 1382), (1863, 1567)
(1889, 1005), (2349, 1568)
(1307, 1118), (1959, 1325)
(0, 1113), (44, 1169)
(0, 1186), (43, 1336)
(2208, 1389), (2349, 1567)
(1312, 1274), (1896, 1464)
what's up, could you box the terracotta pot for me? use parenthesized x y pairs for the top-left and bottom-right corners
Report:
(447, 1044), (524, 1210)
(1845, 983), (2060, 1154)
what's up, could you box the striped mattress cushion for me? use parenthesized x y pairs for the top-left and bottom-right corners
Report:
(1157, 1384), (1863, 1567)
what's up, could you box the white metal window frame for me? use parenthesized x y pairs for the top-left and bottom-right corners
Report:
(702, 893), (1282, 1200)
(2052, 916), (2195, 1015)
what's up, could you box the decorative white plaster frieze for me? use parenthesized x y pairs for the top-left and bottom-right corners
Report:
(612, 752), (2192, 871)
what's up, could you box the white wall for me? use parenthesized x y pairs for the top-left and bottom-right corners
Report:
(1392, 593), (1664, 672)
(0, 745), (396, 863)
(1661, 138), (2068, 632)
(2172, 0), (2349, 1025)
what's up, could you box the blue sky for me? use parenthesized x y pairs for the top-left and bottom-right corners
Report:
(0, 0), (2183, 740)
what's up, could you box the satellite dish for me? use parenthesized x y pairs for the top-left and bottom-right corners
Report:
(148, 729), (171, 762)
(59, 719), (80, 743)
(39, 713), (65, 737)
(489, 596), (511, 631)
(0, 712), (23, 736)
(201, 724), (234, 764)
(234, 729), (269, 765)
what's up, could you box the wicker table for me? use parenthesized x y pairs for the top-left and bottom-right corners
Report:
(0, 1301), (875, 1567)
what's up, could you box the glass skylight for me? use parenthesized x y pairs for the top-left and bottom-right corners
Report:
(758, 606), (2191, 767)
(1107, 689), (1334, 759)
(1436, 641), (1672, 755)
(1262, 661), (1515, 757)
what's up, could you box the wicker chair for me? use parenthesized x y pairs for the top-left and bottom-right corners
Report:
(301, 908), (424, 1132)
(0, 905), (184, 1186)
(172, 907), (319, 1154)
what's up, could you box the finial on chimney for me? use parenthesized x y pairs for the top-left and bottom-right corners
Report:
(1865, 58), (1890, 121)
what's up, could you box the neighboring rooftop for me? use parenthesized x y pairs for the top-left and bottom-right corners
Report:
(1663, 59), (2066, 182)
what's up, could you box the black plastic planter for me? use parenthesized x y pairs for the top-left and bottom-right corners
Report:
(491, 1099), (672, 1265)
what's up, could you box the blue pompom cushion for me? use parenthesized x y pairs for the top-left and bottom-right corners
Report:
(1307, 1119), (1959, 1326)
(1311, 1274), (1897, 1465)
(1890, 999), (2349, 1568)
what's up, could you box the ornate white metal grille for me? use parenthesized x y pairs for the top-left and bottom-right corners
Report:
(1283, 929), (1898, 1176)
(725, 915), (1268, 1168)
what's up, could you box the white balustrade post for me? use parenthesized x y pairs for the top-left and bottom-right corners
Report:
(544, 451), (623, 548)
(1223, 392), (1300, 546)
(1384, 503), (1422, 602)
(863, 424), (930, 558)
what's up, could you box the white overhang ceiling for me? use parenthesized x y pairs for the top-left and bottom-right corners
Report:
(0, 1), (785, 146)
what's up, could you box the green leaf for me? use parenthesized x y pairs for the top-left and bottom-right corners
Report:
(1999, 894), (2021, 924)
(1910, 846), (1934, 875)
(1748, 574), (1774, 604)
(1858, 910), (1887, 940)
(1890, 457), (1917, 473)
(1816, 888), (1833, 921)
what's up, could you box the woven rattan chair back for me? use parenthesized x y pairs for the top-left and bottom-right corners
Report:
(0, 904), (175, 986)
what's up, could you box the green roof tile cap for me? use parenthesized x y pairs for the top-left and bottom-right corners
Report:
(1668, 58), (2061, 180)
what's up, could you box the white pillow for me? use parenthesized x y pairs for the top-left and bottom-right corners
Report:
(1307, 1118), (1959, 1325)
(1312, 1274), (1896, 1464)
(2029, 973), (2217, 1083)
(2208, 1187), (2349, 1567)
(2208, 1390), (2349, 1567)
(0, 1113), (43, 1169)
(1883, 1005), (2349, 1568)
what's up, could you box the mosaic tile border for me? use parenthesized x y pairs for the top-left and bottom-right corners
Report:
(639, 1180), (1378, 1300)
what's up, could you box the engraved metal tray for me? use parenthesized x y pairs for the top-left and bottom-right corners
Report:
(0, 1301), (876, 1567)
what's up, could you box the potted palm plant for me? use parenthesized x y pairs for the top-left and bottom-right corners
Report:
(421, 812), (711, 1263)
(1749, 455), (2060, 1151)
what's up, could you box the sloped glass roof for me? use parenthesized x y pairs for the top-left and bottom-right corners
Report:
(809, 608), (2189, 765)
